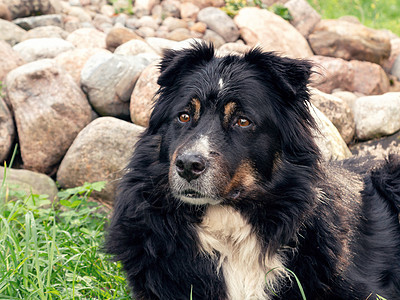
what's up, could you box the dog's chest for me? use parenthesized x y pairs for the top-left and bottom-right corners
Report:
(196, 205), (286, 300)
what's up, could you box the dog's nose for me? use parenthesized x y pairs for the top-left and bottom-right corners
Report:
(175, 154), (207, 182)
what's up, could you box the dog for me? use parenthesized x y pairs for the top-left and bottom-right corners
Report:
(106, 42), (400, 300)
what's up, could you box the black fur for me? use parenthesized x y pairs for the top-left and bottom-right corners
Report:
(106, 42), (400, 300)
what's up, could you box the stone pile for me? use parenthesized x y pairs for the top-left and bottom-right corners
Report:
(0, 0), (399, 203)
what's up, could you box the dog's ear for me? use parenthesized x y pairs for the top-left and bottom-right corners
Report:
(244, 48), (312, 102)
(157, 41), (215, 88)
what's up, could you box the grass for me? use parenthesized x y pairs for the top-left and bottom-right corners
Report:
(0, 162), (130, 299)
(307, 0), (400, 36)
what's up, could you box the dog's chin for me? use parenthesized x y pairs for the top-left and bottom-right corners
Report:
(174, 191), (222, 206)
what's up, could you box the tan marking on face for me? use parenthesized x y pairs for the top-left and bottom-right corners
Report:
(191, 98), (201, 122)
(223, 102), (237, 127)
(224, 160), (257, 197)
(196, 205), (288, 300)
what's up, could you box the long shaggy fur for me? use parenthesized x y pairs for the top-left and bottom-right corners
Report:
(106, 42), (400, 300)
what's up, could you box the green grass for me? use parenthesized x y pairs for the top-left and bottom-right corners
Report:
(307, 0), (400, 36)
(0, 165), (130, 299)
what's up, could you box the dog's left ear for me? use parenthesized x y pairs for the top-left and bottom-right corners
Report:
(157, 41), (215, 88)
(244, 48), (312, 102)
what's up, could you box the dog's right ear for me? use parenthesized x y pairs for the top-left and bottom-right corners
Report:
(157, 41), (215, 88)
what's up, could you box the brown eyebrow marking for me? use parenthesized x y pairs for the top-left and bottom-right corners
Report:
(191, 98), (201, 122)
(224, 102), (237, 126)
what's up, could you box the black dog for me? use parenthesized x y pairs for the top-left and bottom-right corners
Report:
(106, 42), (400, 300)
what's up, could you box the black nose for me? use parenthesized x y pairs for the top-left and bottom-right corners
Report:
(175, 154), (207, 182)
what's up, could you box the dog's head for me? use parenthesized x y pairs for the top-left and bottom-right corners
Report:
(147, 42), (317, 206)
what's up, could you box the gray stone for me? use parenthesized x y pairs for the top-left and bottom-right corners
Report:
(0, 97), (15, 163)
(284, 0), (320, 37)
(0, 167), (58, 201)
(202, 30), (226, 48)
(13, 14), (63, 30)
(5, 59), (92, 174)
(57, 117), (145, 204)
(0, 40), (25, 81)
(66, 28), (107, 49)
(114, 39), (158, 56)
(81, 52), (152, 118)
(310, 88), (355, 144)
(309, 19), (391, 65)
(310, 104), (352, 160)
(353, 93), (400, 140)
(197, 7), (239, 43)
(13, 38), (75, 63)
(22, 25), (68, 41)
(350, 131), (400, 158)
(234, 7), (313, 58)
(0, 19), (26, 46)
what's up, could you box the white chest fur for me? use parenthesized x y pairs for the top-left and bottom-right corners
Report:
(196, 205), (287, 300)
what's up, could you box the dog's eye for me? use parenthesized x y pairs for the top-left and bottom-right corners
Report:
(236, 118), (251, 127)
(178, 113), (191, 123)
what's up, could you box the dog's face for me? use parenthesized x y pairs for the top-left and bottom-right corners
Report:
(149, 43), (314, 206)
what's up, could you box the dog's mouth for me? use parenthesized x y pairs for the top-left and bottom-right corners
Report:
(174, 189), (222, 205)
(180, 189), (205, 199)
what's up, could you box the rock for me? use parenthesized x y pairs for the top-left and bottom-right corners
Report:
(0, 3), (12, 21)
(310, 104), (352, 160)
(197, 7), (239, 43)
(136, 26), (156, 38)
(284, 0), (320, 37)
(13, 14), (63, 30)
(311, 56), (389, 95)
(308, 19), (391, 65)
(180, 2), (199, 20)
(162, 17), (187, 31)
(5, 59), (92, 173)
(65, 6), (92, 23)
(0, 19), (26, 46)
(130, 61), (160, 126)
(0, 40), (24, 81)
(217, 42), (251, 56)
(166, 27), (193, 41)
(0, 167), (58, 201)
(145, 36), (179, 54)
(81, 52), (152, 119)
(114, 39), (158, 56)
(384, 38), (400, 73)
(55, 48), (110, 84)
(57, 117), (145, 204)
(106, 27), (143, 52)
(353, 93), (400, 140)
(13, 38), (75, 63)
(160, 0), (180, 18)
(22, 25), (68, 40)
(66, 28), (106, 48)
(6, 0), (60, 19)
(331, 90), (358, 111)
(135, 15), (160, 30)
(350, 131), (400, 158)
(134, 0), (159, 17)
(190, 22), (207, 34)
(0, 97), (15, 163)
(92, 13), (113, 31)
(63, 15), (82, 33)
(234, 7), (313, 58)
(183, 0), (224, 9)
(202, 29), (226, 48)
(309, 88), (355, 144)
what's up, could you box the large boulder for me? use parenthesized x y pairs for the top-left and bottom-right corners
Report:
(311, 55), (389, 95)
(57, 117), (145, 204)
(234, 7), (313, 58)
(13, 37), (75, 63)
(197, 7), (239, 42)
(0, 40), (24, 81)
(310, 88), (355, 144)
(22, 25), (68, 41)
(0, 19), (26, 46)
(81, 52), (154, 119)
(66, 28), (107, 49)
(310, 104), (352, 160)
(0, 97), (15, 163)
(0, 167), (58, 201)
(13, 14), (63, 30)
(5, 59), (92, 173)
(309, 19), (391, 65)
(353, 93), (400, 140)
(5, 0), (61, 19)
(350, 131), (400, 158)
(284, 0), (321, 37)
(130, 61), (160, 126)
